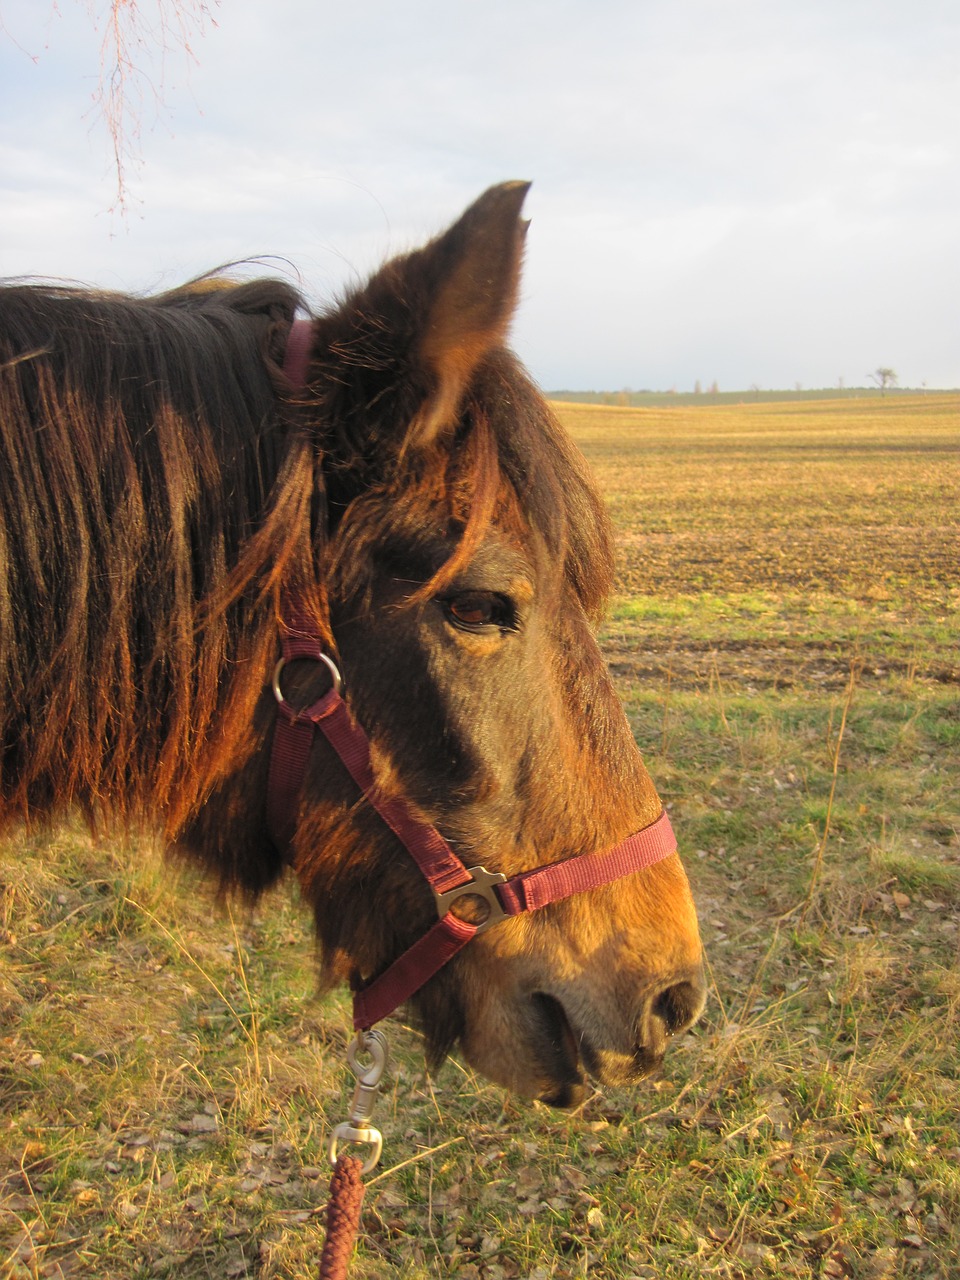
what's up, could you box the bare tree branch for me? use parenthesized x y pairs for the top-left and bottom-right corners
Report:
(3, 1), (219, 212)
(94, 0), (219, 212)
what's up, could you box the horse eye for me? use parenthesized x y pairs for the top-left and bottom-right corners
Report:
(442, 591), (513, 632)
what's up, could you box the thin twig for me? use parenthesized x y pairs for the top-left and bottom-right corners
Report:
(227, 903), (262, 1081)
(123, 896), (257, 1051)
(365, 1136), (466, 1189)
(660, 651), (674, 758)
(800, 661), (859, 921)
(300, 1137), (467, 1217)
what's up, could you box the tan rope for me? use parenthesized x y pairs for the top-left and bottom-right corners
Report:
(318, 1156), (366, 1280)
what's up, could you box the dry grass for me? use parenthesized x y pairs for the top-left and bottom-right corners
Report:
(2, 394), (958, 1278)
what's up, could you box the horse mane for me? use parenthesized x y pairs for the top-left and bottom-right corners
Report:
(0, 278), (316, 834)
(0, 272), (614, 842)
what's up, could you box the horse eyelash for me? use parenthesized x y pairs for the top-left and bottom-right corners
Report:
(439, 591), (520, 634)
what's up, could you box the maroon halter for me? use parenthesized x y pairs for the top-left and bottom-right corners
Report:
(269, 320), (678, 1031)
(267, 608), (678, 1031)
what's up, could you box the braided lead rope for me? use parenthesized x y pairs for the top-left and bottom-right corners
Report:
(318, 1155), (366, 1280)
(317, 1031), (388, 1278)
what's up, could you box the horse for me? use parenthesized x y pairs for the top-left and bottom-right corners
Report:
(0, 183), (704, 1108)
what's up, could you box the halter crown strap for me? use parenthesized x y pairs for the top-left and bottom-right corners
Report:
(282, 317), (314, 388)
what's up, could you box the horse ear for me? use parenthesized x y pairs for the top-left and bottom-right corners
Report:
(313, 181), (531, 459)
(409, 180), (531, 447)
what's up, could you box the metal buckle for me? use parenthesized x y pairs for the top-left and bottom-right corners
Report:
(433, 866), (508, 935)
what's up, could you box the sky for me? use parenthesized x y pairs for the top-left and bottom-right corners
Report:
(1, 0), (958, 392)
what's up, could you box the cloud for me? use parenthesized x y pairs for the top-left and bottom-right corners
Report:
(2, 0), (957, 387)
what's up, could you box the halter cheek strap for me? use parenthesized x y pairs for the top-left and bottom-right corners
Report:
(266, 615), (678, 1031)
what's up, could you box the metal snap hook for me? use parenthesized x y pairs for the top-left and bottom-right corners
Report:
(345, 1029), (389, 1125)
(328, 1029), (390, 1174)
(347, 1029), (388, 1087)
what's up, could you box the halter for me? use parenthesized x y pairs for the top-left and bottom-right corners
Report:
(270, 321), (679, 1033)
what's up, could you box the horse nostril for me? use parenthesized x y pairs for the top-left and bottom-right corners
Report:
(650, 975), (707, 1039)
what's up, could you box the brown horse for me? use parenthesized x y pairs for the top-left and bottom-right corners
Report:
(0, 184), (704, 1106)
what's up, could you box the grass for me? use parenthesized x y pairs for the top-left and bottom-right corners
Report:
(2, 394), (959, 1278)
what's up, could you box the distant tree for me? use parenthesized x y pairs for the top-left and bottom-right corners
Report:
(869, 367), (898, 395)
(693, 379), (702, 395)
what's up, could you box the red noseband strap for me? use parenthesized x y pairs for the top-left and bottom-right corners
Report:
(266, 615), (678, 1031)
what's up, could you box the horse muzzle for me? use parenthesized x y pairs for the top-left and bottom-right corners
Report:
(529, 963), (707, 1106)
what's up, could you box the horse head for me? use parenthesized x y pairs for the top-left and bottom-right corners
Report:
(187, 184), (704, 1104)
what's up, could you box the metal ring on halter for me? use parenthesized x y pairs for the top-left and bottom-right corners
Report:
(272, 652), (342, 708)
